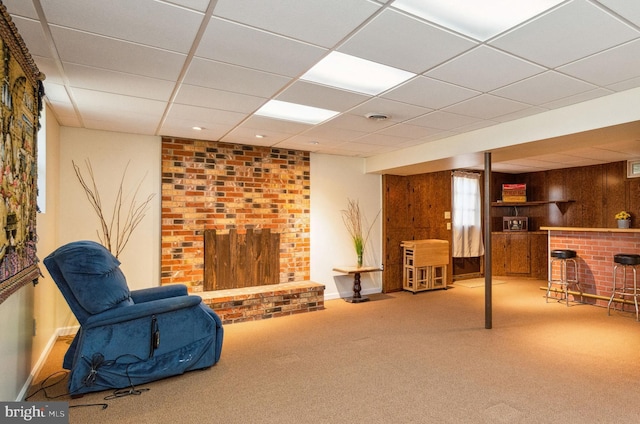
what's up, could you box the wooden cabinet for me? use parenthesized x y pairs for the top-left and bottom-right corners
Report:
(491, 232), (547, 278)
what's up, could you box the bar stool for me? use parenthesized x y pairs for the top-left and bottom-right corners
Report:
(607, 254), (640, 320)
(546, 249), (581, 306)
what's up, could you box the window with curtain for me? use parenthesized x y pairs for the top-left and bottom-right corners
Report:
(452, 171), (484, 258)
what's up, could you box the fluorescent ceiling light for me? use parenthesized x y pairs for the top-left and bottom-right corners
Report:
(393, 0), (564, 41)
(301, 51), (415, 95)
(255, 100), (339, 125)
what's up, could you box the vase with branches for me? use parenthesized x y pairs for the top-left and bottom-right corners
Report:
(341, 198), (380, 267)
(73, 159), (155, 258)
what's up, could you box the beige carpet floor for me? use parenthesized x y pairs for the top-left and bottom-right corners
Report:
(27, 278), (640, 423)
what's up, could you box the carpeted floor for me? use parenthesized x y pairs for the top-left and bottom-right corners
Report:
(26, 278), (640, 423)
(452, 277), (507, 288)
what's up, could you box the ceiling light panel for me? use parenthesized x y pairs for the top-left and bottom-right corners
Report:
(301, 51), (415, 95)
(392, 0), (564, 41)
(255, 100), (339, 125)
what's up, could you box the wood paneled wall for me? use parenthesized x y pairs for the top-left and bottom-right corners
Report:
(383, 160), (640, 292)
(382, 172), (452, 292)
(492, 161), (639, 231)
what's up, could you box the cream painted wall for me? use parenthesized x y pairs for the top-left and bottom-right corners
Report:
(310, 154), (382, 300)
(57, 127), (162, 291)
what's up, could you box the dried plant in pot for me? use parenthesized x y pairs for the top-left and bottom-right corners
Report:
(73, 159), (155, 258)
(341, 198), (380, 267)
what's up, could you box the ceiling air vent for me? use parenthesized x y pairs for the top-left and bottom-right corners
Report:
(365, 113), (389, 121)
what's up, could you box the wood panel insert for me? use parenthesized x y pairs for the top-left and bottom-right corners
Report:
(204, 228), (280, 290)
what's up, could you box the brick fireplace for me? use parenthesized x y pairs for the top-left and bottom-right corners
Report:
(161, 137), (311, 293)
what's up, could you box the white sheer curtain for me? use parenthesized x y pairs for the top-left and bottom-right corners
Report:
(452, 171), (485, 258)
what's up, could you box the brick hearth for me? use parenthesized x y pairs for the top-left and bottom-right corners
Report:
(201, 282), (325, 325)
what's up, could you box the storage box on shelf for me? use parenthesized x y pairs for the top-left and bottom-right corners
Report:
(401, 239), (449, 293)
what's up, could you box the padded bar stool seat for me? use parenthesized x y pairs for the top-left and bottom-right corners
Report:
(607, 254), (640, 320)
(546, 249), (582, 306)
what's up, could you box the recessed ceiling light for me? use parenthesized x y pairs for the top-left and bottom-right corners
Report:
(393, 0), (564, 41)
(255, 134), (266, 138)
(192, 126), (203, 131)
(301, 51), (415, 95)
(255, 100), (339, 125)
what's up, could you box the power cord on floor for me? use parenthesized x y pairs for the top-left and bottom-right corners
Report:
(25, 352), (152, 410)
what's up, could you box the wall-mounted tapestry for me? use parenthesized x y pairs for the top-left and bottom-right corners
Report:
(0, 3), (44, 304)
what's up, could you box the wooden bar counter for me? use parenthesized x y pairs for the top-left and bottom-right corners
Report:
(540, 227), (640, 307)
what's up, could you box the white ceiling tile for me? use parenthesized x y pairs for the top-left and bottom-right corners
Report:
(237, 116), (313, 135)
(568, 146), (638, 161)
(304, 125), (366, 142)
(40, 0), (203, 53)
(10, 16), (51, 59)
(213, 0), (381, 48)
(46, 99), (82, 127)
(558, 39), (640, 87)
(276, 81), (369, 112)
(160, 122), (234, 141)
(184, 58), (290, 97)
(41, 83), (71, 104)
(492, 71), (595, 105)
(327, 113), (396, 132)
(4, 0), (38, 18)
(407, 111), (484, 130)
(490, 0), (640, 68)
(72, 89), (166, 121)
(339, 9), (477, 74)
(541, 88), (612, 109)
(348, 98), (431, 122)
(167, 104), (247, 127)
(83, 116), (160, 136)
(50, 27), (186, 80)
(164, 0), (210, 13)
(197, 17), (327, 77)
(596, 140), (640, 156)
(377, 123), (442, 139)
(175, 84), (266, 113)
(426, 46), (544, 92)
(491, 106), (547, 123)
(64, 64), (175, 101)
(597, 0), (640, 27)
(442, 95), (530, 120)
(354, 132), (412, 146)
(607, 76), (640, 92)
(33, 57), (63, 84)
(383, 76), (480, 109)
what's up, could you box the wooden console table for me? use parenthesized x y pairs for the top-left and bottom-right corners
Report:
(332, 266), (382, 303)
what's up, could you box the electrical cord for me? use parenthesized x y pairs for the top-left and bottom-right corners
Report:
(25, 352), (153, 410)
(25, 370), (108, 410)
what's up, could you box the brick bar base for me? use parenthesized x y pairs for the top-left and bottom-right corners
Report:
(200, 281), (325, 325)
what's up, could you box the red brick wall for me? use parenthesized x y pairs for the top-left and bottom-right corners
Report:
(161, 137), (310, 291)
(549, 230), (640, 305)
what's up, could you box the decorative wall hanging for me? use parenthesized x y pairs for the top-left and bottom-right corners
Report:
(0, 2), (44, 304)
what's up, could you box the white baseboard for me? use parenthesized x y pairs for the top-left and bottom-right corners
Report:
(16, 326), (79, 401)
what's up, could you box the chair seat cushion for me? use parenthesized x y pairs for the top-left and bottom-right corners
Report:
(49, 240), (133, 314)
(551, 249), (576, 259)
(614, 254), (640, 266)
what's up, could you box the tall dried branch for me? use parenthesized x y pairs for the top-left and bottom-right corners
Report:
(72, 159), (155, 258)
(341, 198), (380, 256)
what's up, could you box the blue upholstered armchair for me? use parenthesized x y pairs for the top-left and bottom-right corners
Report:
(43, 240), (223, 395)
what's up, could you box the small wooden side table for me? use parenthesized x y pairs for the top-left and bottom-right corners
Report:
(332, 266), (382, 303)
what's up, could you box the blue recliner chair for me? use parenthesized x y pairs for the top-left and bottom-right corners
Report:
(43, 240), (223, 395)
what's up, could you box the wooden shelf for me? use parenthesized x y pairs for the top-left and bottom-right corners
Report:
(491, 200), (574, 207)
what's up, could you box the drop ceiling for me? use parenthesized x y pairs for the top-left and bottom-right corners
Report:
(4, 0), (640, 174)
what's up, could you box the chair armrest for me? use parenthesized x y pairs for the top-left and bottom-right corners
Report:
(83, 295), (202, 330)
(130, 284), (188, 303)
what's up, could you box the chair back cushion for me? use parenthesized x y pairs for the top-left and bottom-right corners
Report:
(46, 240), (133, 315)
